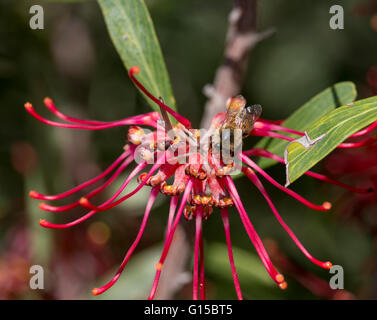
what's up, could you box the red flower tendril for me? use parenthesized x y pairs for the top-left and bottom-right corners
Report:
(25, 66), (375, 300)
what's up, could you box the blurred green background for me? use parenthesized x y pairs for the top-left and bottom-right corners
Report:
(1, 0), (377, 299)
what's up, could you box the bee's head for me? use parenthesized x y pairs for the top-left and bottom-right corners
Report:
(226, 95), (246, 113)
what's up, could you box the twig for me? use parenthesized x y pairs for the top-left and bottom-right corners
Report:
(201, 0), (275, 129)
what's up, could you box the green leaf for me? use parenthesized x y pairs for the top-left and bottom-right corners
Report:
(255, 82), (357, 169)
(206, 243), (273, 287)
(286, 95), (377, 184)
(97, 0), (176, 111)
(206, 243), (283, 299)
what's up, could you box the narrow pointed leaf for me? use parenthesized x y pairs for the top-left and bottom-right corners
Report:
(255, 82), (357, 169)
(97, 0), (176, 111)
(286, 95), (377, 184)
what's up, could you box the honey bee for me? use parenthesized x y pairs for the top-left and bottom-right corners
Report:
(214, 95), (262, 157)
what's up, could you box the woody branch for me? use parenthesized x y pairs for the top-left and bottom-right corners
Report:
(201, 0), (274, 128)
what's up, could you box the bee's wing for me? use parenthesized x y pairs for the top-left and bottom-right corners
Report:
(248, 104), (262, 122)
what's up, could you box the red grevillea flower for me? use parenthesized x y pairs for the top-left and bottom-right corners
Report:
(25, 66), (375, 300)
